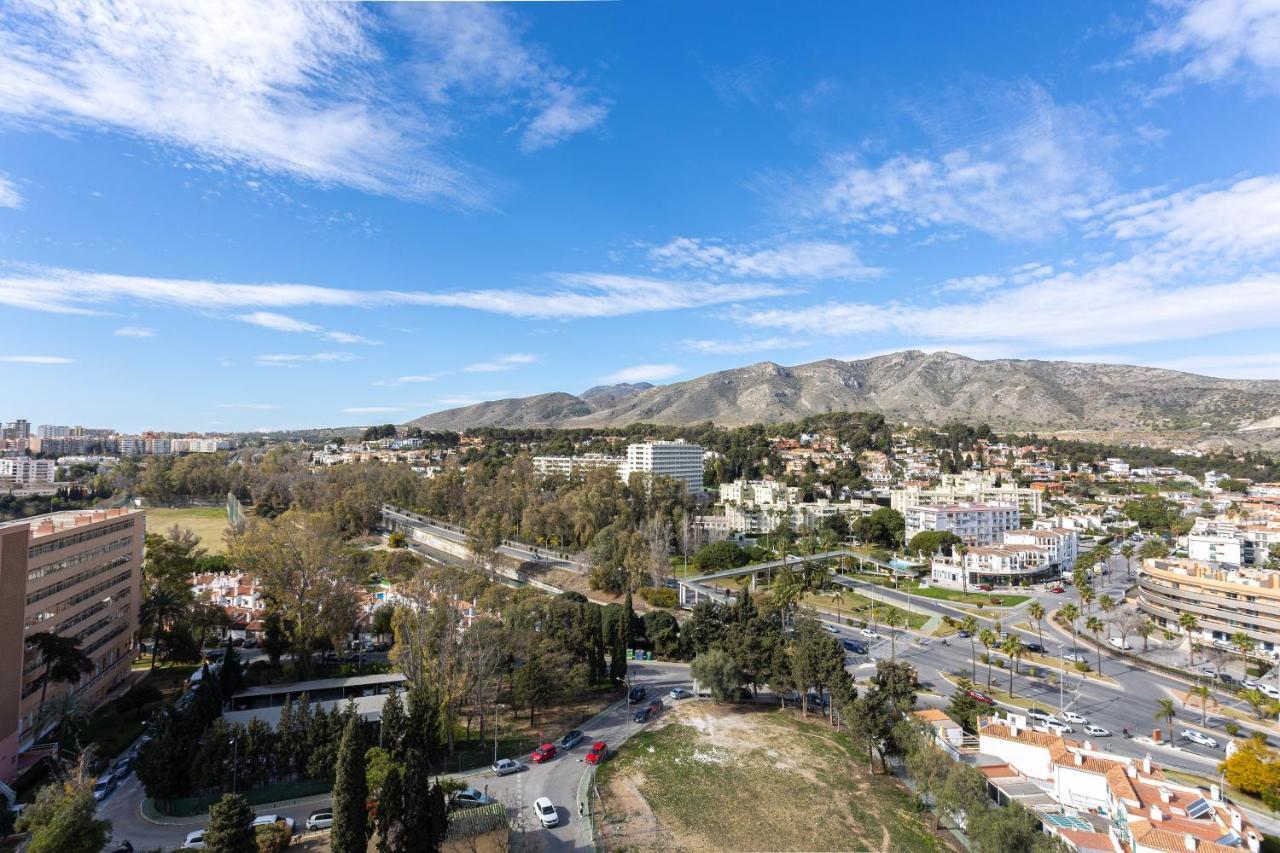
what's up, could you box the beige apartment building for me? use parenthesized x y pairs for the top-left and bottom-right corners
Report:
(0, 508), (144, 782)
(1136, 557), (1280, 659)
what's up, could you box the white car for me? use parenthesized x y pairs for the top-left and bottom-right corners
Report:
(533, 797), (559, 828)
(1199, 665), (1218, 677)
(492, 758), (525, 776)
(1107, 637), (1132, 650)
(1045, 721), (1073, 734)
(1181, 729), (1219, 748)
(305, 809), (334, 831)
(1261, 684), (1280, 700)
(1083, 724), (1111, 737)
(182, 830), (205, 849)
(822, 623), (839, 635)
(1062, 711), (1088, 724)
(252, 815), (295, 836)
(669, 687), (693, 700)
(860, 628), (880, 639)
(1026, 709), (1055, 723)
(1062, 652), (1087, 663)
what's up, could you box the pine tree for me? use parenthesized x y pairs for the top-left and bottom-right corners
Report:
(400, 748), (432, 850)
(375, 765), (403, 853)
(204, 793), (256, 853)
(609, 613), (628, 682)
(379, 689), (406, 762)
(331, 716), (368, 853)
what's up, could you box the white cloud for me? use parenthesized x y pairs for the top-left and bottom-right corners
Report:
(217, 402), (283, 410)
(1139, 0), (1280, 90)
(0, 263), (786, 321)
(682, 337), (809, 355)
(600, 364), (682, 383)
(0, 172), (21, 208)
(435, 391), (512, 406)
(323, 330), (380, 345)
(649, 238), (880, 280)
(816, 85), (1111, 239)
(255, 352), (358, 367)
(373, 375), (437, 387)
(462, 353), (537, 372)
(1150, 351), (1280, 379)
(113, 325), (156, 338)
(0, 355), (73, 363)
(236, 311), (322, 333)
(935, 274), (1006, 294)
(344, 406), (405, 414)
(394, 4), (607, 152)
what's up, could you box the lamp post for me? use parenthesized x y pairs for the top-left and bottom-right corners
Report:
(229, 734), (239, 794)
(1057, 645), (1065, 712)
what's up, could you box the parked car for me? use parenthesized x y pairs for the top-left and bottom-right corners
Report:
(1107, 637), (1133, 650)
(1046, 721), (1073, 734)
(1259, 684), (1280, 700)
(805, 692), (829, 708)
(1218, 673), (1236, 685)
(451, 789), (494, 810)
(669, 687), (693, 700)
(492, 758), (526, 776)
(113, 756), (133, 778)
(627, 685), (646, 704)
(1027, 708), (1052, 721)
(93, 772), (116, 801)
(585, 741), (608, 765)
(242, 637), (257, 648)
(559, 730), (585, 750)
(842, 639), (868, 654)
(967, 689), (995, 705)
(1062, 711), (1088, 724)
(860, 628), (880, 639)
(1199, 665), (1218, 677)
(533, 797), (559, 828)
(1083, 725), (1111, 737)
(252, 815), (295, 837)
(1024, 643), (1045, 654)
(182, 830), (205, 849)
(1181, 729), (1219, 748)
(305, 809), (334, 830)
(821, 623), (839, 634)
(634, 706), (654, 723)
(530, 743), (557, 764)
(1049, 586), (1065, 594)
(956, 630), (972, 638)
(1062, 652), (1087, 663)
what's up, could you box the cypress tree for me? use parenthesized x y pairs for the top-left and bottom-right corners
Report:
(610, 613), (628, 682)
(426, 781), (449, 852)
(331, 715), (368, 853)
(204, 793), (256, 853)
(379, 689), (406, 762)
(400, 748), (432, 850)
(375, 766), (403, 853)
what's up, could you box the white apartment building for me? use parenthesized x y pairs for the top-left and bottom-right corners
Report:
(1187, 517), (1280, 566)
(1188, 531), (1245, 566)
(531, 453), (625, 478)
(1007, 527), (1079, 569)
(621, 440), (705, 495)
(170, 438), (220, 453)
(116, 436), (143, 456)
(718, 478), (870, 534)
(891, 470), (1043, 516)
(928, 527), (1075, 588)
(0, 458), (55, 484)
(36, 424), (71, 439)
(904, 502), (1020, 547)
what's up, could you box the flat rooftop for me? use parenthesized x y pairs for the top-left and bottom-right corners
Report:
(232, 672), (406, 700)
(0, 506), (141, 539)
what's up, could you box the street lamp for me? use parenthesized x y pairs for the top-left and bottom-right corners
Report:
(1057, 645), (1065, 712)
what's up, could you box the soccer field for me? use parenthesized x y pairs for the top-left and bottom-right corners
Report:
(144, 506), (231, 554)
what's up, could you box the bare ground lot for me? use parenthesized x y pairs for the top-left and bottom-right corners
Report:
(594, 702), (952, 852)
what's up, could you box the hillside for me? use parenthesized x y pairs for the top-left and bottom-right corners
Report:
(405, 350), (1280, 442)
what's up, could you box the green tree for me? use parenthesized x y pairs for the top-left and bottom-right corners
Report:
(18, 775), (111, 853)
(852, 507), (905, 549)
(906, 530), (963, 557)
(1085, 616), (1105, 675)
(379, 688), (407, 760)
(332, 715), (369, 853)
(961, 615), (979, 682)
(1240, 688), (1270, 720)
(1059, 603), (1080, 656)
(1136, 619), (1156, 652)
(978, 629), (997, 692)
(691, 648), (743, 704)
(1154, 698), (1177, 737)
(25, 632), (94, 707)
(1188, 684), (1213, 726)
(1233, 631), (1256, 678)
(513, 652), (553, 724)
(1178, 612), (1200, 664)
(1001, 635), (1024, 698)
(936, 762), (989, 832)
(946, 676), (985, 733)
(690, 540), (749, 573)
(970, 801), (1066, 853)
(376, 765), (404, 853)
(1028, 602), (1046, 656)
(882, 608), (905, 661)
(1138, 538), (1170, 560)
(204, 793), (256, 853)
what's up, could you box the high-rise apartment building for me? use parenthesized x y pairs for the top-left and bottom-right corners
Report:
(0, 458), (56, 484)
(36, 425), (71, 439)
(621, 440), (705, 495)
(0, 420), (30, 441)
(531, 453), (625, 478)
(904, 502), (1020, 547)
(0, 508), (144, 782)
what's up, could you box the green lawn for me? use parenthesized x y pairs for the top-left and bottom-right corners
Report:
(803, 590), (930, 631)
(145, 506), (231, 553)
(848, 573), (1029, 607)
(596, 705), (946, 852)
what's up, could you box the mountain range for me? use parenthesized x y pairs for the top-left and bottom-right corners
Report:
(406, 351), (1280, 447)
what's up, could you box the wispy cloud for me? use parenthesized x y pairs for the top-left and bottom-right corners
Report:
(0, 355), (73, 364)
(0, 172), (21, 209)
(255, 352), (359, 368)
(682, 337), (809, 355)
(217, 402), (283, 411)
(599, 364), (682, 383)
(1138, 0), (1280, 93)
(113, 325), (157, 338)
(236, 312), (321, 334)
(1151, 351), (1280, 380)
(462, 353), (537, 372)
(372, 375), (437, 388)
(649, 238), (880, 280)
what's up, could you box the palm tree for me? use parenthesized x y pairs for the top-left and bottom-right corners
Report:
(1098, 594), (1115, 616)
(32, 690), (91, 756)
(1188, 684), (1212, 726)
(1079, 585), (1096, 614)
(831, 587), (846, 626)
(1241, 688), (1270, 720)
(962, 615), (979, 681)
(1085, 616), (1105, 676)
(1121, 543), (1134, 578)
(1154, 698), (1177, 738)
(1060, 603), (1080, 656)
(883, 608), (905, 661)
(1028, 602), (1046, 654)
(956, 544), (969, 598)
(140, 586), (188, 670)
(1232, 632), (1256, 680)
(979, 629), (997, 692)
(1001, 636), (1024, 698)
(1178, 613), (1200, 664)
(1137, 619), (1156, 652)
(25, 632), (94, 707)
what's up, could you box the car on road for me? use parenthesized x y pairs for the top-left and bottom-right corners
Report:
(1107, 637), (1133, 650)
(1049, 586), (1065, 594)
(305, 809), (334, 830)
(1181, 730), (1219, 748)
(492, 758), (526, 776)
(822, 623), (839, 634)
(842, 639), (868, 654)
(182, 830), (205, 849)
(252, 815), (295, 837)
(956, 630), (971, 638)
(585, 741), (608, 765)
(451, 789), (494, 810)
(1062, 652), (1087, 663)
(93, 771), (116, 801)
(1027, 708), (1054, 722)
(669, 687), (693, 700)
(1083, 725), (1111, 737)
(1062, 711), (1088, 724)
(627, 685), (646, 704)
(860, 628), (880, 639)
(634, 699), (662, 723)
(1045, 721), (1073, 734)
(967, 689), (995, 705)
(1218, 673), (1236, 685)
(559, 730), (585, 750)
(530, 742), (557, 764)
(1199, 665), (1218, 677)
(1260, 684), (1280, 700)
(533, 797), (559, 828)
(1024, 643), (1044, 654)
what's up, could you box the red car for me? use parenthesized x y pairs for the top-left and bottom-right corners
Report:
(978, 584), (993, 592)
(1050, 586), (1065, 594)
(967, 689), (996, 706)
(530, 743), (557, 764)
(585, 741), (608, 765)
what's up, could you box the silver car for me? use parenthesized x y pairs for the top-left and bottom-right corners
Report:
(492, 758), (525, 776)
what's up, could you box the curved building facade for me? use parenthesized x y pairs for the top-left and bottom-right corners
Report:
(1136, 557), (1280, 659)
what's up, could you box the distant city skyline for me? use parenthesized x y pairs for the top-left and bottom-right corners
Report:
(2, 1), (1280, 431)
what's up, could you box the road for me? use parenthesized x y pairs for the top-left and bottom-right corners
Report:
(101, 661), (692, 852)
(382, 505), (589, 575)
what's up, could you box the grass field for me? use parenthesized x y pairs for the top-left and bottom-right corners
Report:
(802, 590), (930, 631)
(145, 506), (230, 553)
(849, 573), (1029, 607)
(596, 703), (947, 852)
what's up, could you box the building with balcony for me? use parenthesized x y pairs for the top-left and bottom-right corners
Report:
(531, 453), (625, 479)
(1136, 558), (1280, 658)
(905, 502), (1020, 548)
(0, 458), (55, 484)
(621, 440), (705, 495)
(0, 508), (144, 782)
(891, 471), (1043, 516)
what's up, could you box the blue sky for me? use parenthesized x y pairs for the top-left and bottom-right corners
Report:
(2, 1), (1280, 432)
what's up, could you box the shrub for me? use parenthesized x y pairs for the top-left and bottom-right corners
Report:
(256, 822), (291, 853)
(1074, 661), (1091, 672)
(637, 587), (678, 608)
(1226, 722), (1240, 737)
